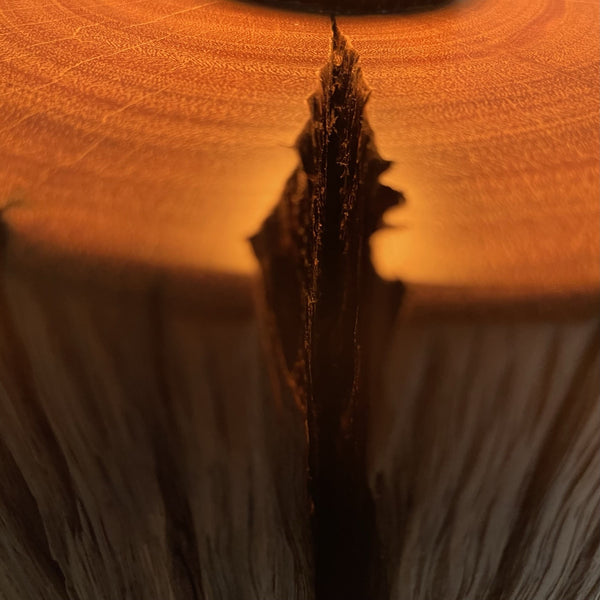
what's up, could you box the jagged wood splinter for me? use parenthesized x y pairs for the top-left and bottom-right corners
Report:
(252, 20), (404, 600)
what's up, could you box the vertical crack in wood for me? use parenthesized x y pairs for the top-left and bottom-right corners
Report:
(251, 19), (404, 600)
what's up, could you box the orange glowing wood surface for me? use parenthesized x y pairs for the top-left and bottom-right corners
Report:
(0, 0), (597, 305)
(0, 1), (598, 599)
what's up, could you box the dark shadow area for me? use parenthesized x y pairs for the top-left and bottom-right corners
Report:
(234, 0), (453, 16)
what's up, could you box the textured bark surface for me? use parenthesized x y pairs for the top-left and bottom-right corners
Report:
(370, 311), (600, 600)
(1, 256), (598, 600)
(0, 261), (313, 600)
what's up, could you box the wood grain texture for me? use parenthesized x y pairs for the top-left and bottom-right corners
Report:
(340, 0), (599, 299)
(0, 0), (597, 305)
(370, 311), (600, 600)
(0, 262), (313, 600)
(0, 0), (329, 278)
(0, 1), (598, 599)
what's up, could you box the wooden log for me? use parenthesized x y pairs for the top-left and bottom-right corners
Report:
(0, 1), (598, 599)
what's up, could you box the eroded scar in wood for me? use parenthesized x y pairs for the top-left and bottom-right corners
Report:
(251, 19), (405, 600)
